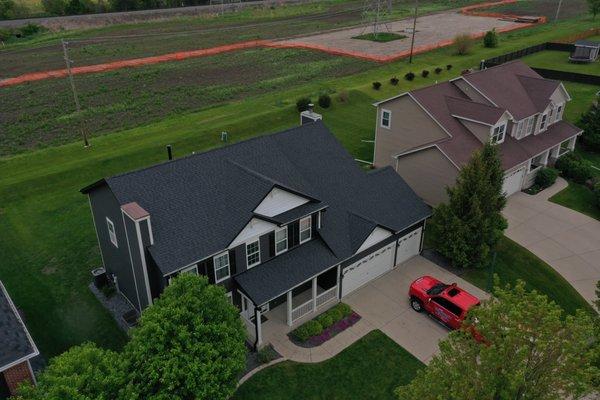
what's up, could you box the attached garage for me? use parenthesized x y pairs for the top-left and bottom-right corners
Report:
(502, 166), (525, 196)
(396, 227), (422, 265)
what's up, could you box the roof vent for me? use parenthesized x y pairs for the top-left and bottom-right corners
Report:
(300, 103), (322, 125)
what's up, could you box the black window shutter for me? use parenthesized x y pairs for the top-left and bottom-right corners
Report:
(269, 231), (275, 257)
(229, 249), (236, 275)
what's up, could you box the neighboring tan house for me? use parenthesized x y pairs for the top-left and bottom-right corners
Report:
(81, 121), (430, 347)
(373, 60), (583, 206)
(0, 281), (38, 397)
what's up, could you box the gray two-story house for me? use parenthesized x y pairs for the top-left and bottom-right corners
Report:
(373, 60), (583, 205)
(82, 121), (430, 346)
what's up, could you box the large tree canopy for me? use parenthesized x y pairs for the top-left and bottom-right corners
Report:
(396, 280), (598, 400)
(431, 143), (507, 268)
(14, 343), (123, 400)
(120, 274), (247, 400)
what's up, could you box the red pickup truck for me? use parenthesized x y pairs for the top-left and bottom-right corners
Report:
(409, 276), (480, 330)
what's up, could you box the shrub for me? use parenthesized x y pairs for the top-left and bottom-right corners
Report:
(338, 90), (349, 103)
(594, 181), (600, 208)
(318, 93), (331, 109)
(296, 97), (312, 112)
(579, 101), (600, 151)
(535, 167), (558, 189)
(257, 345), (278, 364)
(372, 81), (382, 90)
(293, 320), (323, 342)
(421, 69), (430, 78)
(435, 67), (443, 74)
(0, 0), (16, 19)
(0, 28), (13, 42)
(326, 308), (342, 322)
(390, 76), (399, 85)
(317, 313), (334, 329)
(335, 303), (353, 318)
(483, 29), (498, 48)
(454, 34), (473, 55)
(446, 64), (453, 70)
(42, 0), (67, 15)
(19, 23), (43, 37)
(555, 153), (594, 184)
(404, 72), (415, 81)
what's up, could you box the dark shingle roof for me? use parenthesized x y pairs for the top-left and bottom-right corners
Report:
(446, 96), (506, 125)
(0, 281), (38, 370)
(86, 121), (431, 278)
(575, 40), (600, 48)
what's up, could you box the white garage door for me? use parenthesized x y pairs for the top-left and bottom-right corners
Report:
(502, 167), (525, 196)
(395, 227), (422, 265)
(341, 242), (395, 297)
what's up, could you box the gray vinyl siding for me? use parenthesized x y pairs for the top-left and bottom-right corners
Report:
(395, 147), (459, 206)
(460, 120), (490, 144)
(88, 185), (141, 311)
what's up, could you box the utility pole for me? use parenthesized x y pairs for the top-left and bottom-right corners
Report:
(61, 39), (89, 147)
(408, 0), (418, 63)
(554, 0), (563, 21)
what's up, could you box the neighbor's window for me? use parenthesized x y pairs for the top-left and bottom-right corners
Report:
(539, 113), (548, 131)
(526, 116), (535, 136)
(491, 123), (506, 144)
(556, 104), (563, 121)
(275, 227), (288, 255)
(246, 240), (261, 268)
(213, 252), (230, 283)
(106, 217), (118, 247)
(380, 109), (391, 129)
(299, 216), (312, 243)
(516, 120), (525, 139)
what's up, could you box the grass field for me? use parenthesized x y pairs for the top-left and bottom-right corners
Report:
(487, 0), (590, 20)
(234, 330), (424, 400)
(0, 17), (598, 358)
(521, 50), (600, 76)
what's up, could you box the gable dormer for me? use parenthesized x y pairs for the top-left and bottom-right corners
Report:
(254, 187), (310, 217)
(447, 96), (511, 145)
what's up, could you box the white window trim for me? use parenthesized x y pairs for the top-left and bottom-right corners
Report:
(556, 103), (564, 121)
(225, 291), (233, 304)
(539, 112), (548, 132)
(299, 216), (312, 244)
(380, 109), (391, 129)
(246, 239), (261, 269)
(525, 116), (535, 136)
(528, 151), (549, 173)
(275, 226), (288, 255)
(491, 122), (506, 145)
(106, 217), (118, 248)
(213, 252), (231, 284)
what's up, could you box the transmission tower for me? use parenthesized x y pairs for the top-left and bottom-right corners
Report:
(361, 0), (392, 37)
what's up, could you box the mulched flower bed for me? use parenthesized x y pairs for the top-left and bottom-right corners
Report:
(289, 312), (362, 348)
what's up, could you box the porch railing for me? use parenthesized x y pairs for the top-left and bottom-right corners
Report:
(316, 286), (338, 308)
(291, 299), (313, 323)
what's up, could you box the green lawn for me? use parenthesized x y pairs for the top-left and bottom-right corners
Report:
(1, 17), (598, 358)
(461, 237), (594, 316)
(353, 32), (408, 42)
(233, 330), (424, 400)
(549, 181), (600, 221)
(521, 50), (600, 76)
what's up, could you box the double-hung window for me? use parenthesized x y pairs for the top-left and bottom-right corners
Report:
(275, 227), (288, 255)
(491, 123), (506, 145)
(213, 252), (230, 283)
(246, 240), (260, 268)
(539, 113), (548, 132)
(526, 116), (535, 136)
(556, 104), (563, 121)
(516, 120), (525, 139)
(106, 217), (118, 247)
(299, 216), (312, 243)
(380, 109), (391, 129)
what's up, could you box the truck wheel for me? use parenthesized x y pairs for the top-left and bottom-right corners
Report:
(410, 297), (423, 312)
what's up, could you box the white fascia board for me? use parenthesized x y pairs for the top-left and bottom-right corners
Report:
(372, 92), (410, 106)
(229, 218), (277, 248)
(355, 226), (392, 254)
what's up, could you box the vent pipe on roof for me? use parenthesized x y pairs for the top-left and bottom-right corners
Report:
(300, 103), (322, 126)
(166, 145), (173, 161)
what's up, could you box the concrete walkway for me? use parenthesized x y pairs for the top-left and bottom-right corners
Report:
(503, 178), (600, 306)
(266, 256), (487, 365)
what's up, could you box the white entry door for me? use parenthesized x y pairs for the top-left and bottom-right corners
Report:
(341, 242), (395, 297)
(502, 167), (525, 196)
(240, 292), (255, 321)
(395, 227), (422, 265)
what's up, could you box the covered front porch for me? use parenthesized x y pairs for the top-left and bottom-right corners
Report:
(241, 265), (340, 347)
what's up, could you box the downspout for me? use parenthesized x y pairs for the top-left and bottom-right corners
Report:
(253, 306), (260, 351)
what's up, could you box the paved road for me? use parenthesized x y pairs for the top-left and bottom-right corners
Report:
(503, 177), (600, 306)
(0, 0), (310, 29)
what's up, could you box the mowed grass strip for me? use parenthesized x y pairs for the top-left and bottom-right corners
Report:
(233, 330), (424, 400)
(0, 18), (597, 357)
(521, 50), (600, 76)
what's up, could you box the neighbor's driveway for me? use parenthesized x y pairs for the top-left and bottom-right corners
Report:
(268, 256), (487, 365)
(503, 178), (600, 306)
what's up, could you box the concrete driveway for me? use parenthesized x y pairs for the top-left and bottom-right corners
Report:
(503, 178), (600, 306)
(343, 256), (488, 364)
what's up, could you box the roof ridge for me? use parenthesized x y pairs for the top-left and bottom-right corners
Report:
(444, 95), (503, 111)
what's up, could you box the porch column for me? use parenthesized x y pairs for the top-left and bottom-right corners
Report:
(568, 136), (576, 150)
(542, 150), (550, 166)
(336, 265), (341, 299)
(287, 290), (293, 326)
(312, 277), (317, 311)
(551, 145), (560, 159)
(256, 309), (263, 347)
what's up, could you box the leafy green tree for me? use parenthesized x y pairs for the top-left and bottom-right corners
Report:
(588, 0), (600, 18)
(580, 98), (600, 151)
(396, 280), (599, 400)
(430, 143), (507, 268)
(14, 343), (123, 400)
(41, 0), (67, 15)
(120, 274), (246, 400)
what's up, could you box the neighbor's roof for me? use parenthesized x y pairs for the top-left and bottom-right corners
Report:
(575, 39), (600, 48)
(0, 281), (39, 371)
(82, 122), (431, 284)
(390, 61), (582, 170)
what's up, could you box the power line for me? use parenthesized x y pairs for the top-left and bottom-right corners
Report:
(61, 39), (90, 148)
(408, 0), (418, 63)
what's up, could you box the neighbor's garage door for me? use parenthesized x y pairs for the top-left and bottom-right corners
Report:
(341, 242), (395, 297)
(502, 166), (525, 196)
(395, 227), (422, 265)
